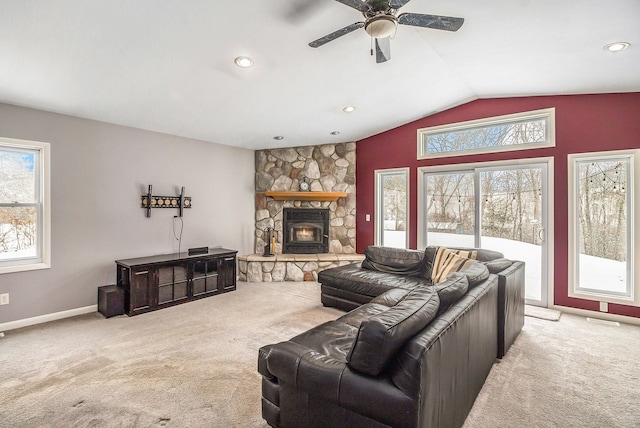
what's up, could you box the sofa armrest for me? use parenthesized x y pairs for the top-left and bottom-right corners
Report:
(497, 260), (525, 358)
(264, 341), (417, 427)
(266, 341), (347, 405)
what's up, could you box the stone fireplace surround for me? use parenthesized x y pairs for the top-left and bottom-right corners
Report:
(238, 142), (363, 282)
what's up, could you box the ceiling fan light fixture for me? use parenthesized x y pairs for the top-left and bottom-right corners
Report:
(234, 56), (254, 68)
(365, 15), (398, 39)
(604, 42), (630, 52)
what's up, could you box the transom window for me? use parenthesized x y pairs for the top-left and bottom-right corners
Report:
(417, 108), (555, 159)
(0, 137), (50, 274)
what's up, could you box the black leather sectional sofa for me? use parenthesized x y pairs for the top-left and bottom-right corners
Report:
(258, 246), (525, 428)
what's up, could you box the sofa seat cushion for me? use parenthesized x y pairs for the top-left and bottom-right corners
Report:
(346, 286), (440, 376)
(361, 246), (425, 276)
(337, 302), (393, 329)
(290, 320), (359, 362)
(318, 263), (432, 300)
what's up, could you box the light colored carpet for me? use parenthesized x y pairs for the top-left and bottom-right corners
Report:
(464, 312), (640, 428)
(1, 282), (639, 428)
(525, 304), (562, 321)
(0, 282), (341, 427)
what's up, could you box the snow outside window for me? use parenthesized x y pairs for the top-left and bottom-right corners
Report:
(568, 150), (640, 306)
(0, 137), (50, 274)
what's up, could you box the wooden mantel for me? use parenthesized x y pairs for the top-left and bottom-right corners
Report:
(264, 191), (348, 202)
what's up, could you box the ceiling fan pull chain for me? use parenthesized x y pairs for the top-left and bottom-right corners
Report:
(370, 36), (374, 56)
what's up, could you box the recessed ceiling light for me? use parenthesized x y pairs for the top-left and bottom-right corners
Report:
(343, 106), (356, 113)
(234, 56), (254, 68)
(273, 136), (284, 140)
(330, 131), (340, 135)
(604, 42), (630, 52)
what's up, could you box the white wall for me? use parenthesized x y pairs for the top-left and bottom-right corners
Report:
(0, 103), (255, 325)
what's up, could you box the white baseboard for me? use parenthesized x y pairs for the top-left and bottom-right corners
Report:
(551, 305), (640, 326)
(0, 305), (98, 332)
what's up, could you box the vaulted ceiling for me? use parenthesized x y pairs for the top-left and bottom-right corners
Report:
(1, 0), (638, 149)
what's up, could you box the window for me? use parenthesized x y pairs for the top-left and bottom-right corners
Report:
(375, 168), (409, 248)
(0, 137), (50, 274)
(419, 158), (553, 307)
(417, 108), (555, 159)
(568, 150), (639, 306)
(422, 170), (476, 248)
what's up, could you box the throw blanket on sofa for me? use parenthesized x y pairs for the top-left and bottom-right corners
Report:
(431, 247), (478, 283)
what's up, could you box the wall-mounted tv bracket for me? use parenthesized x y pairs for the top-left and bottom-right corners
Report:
(141, 185), (191, 218)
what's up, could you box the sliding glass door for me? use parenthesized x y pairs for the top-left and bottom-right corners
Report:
(422, 162), (549, 306)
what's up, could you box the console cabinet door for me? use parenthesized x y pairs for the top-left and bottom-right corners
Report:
(191, 258), (219, 297)
(157, 262), (189, 305)
(130, 267), (154, 315)
(218, 256), (236, 291)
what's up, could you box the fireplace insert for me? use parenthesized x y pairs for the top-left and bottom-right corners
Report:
(283, 208), (329, 254)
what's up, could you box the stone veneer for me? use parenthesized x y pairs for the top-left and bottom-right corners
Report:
(254, 142), (356, 255)
(237, 253), (365, 283)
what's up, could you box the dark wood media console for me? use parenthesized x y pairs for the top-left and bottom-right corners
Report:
(115, 248), (237, 316)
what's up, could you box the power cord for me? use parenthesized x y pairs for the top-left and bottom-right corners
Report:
(173, 216), (184, 254)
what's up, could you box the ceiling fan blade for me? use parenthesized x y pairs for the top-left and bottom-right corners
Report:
(309, 22), (365, 48)
(389, 0), (412, 8)
(398, 13), (464, 31)
(375, 37), (391, 63)
(286, 0), (325, 21)
(335, 0), (371, 13)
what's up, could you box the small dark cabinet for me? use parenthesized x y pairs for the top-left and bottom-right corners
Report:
(116, 248), (237, 316)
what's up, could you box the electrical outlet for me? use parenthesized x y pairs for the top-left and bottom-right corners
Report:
(0, 293), (8, 305)
(599, 301), (608, 312)
(365, 214), (371, 222)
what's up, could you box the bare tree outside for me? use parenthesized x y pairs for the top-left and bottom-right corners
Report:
(382, 174), (407, 232)
(0, 149), (38, 259)
(576, 160), (627, 263)
(423, 119), (546, 155)
(424, 122), (545, 245)
(379, 171), (408, 248)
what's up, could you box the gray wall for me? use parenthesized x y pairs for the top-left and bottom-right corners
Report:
(0, 103), (255, 324)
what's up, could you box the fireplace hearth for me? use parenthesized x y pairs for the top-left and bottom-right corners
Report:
(283, 208), (329, 254)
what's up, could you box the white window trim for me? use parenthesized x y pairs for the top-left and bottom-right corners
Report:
(0, 137), (51, 275)
(417, 108), (556, 160)
(568, 149), (639, 306)
(374, 167), (410, 249)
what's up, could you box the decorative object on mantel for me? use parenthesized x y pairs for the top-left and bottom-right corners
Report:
(264, 191), (347, 202)
(263, 227), (276, 257)
(298, 176), (311, 191)
(141, 185), (191, 217)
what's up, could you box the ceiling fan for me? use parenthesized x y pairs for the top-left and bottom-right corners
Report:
(309, 0), (464, 63)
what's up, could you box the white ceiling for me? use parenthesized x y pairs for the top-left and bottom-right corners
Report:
(0, 0), (638, 150)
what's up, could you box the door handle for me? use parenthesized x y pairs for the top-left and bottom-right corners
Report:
(538, 228), (545, 242)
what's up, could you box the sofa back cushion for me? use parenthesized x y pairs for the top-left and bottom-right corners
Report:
(482, 257), (513, 274)
(346, 286), (440, 376)
(361, 246), (425, 276)
(432, 272), (469, 311)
